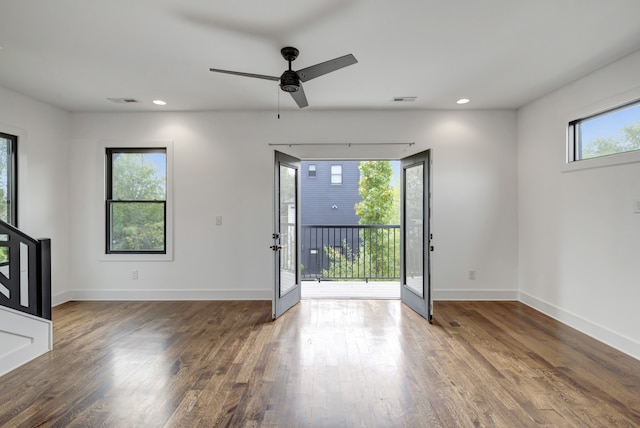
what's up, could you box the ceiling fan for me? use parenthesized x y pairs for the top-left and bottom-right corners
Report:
(209, 47), (357, 108)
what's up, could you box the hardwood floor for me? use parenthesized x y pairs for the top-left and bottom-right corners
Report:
(1, 300), (639, 427)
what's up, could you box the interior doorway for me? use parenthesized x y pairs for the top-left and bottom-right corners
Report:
(299, 160), (401, 299)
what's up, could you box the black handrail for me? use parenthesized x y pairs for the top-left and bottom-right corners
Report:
(0, 219), (51, 320)
(301, 224), (401, 281)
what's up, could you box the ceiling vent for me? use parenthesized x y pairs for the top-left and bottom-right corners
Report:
(393, 96), (417, 102)
(107, 97), (140, 104)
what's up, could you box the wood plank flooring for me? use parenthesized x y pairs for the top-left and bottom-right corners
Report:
(0, 300), (639, 427)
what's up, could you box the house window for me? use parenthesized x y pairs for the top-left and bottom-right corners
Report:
(331, 164), (342, 185)
(106, 148), (167, 254)
(0, 132), (17, 226)
(569, 99), (640, 161)
(308, 164), (316, 177)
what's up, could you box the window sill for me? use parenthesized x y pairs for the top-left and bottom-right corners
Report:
(563, 150), (640, 173)
(99, 253), (173, 262)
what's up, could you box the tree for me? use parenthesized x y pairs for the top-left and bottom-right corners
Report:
(582, 120), (640, 158)
(110, 152), (166, 252)
(323, 161), (401, 280)
(355, 161), (395, 224)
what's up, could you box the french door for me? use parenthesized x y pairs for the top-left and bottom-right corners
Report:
(272, 151), (301, 319)
(272, 149), (431, 322)
(400, 150), (432, 322)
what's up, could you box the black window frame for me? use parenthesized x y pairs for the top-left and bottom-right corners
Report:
(0, 132), (18, 227)
(568, 98), (640, 162)
(105, 147), (167, 255)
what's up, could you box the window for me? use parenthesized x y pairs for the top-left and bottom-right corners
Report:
(569, 99), (640, 161)
(106, 148), (167, 254)
(308, 164), (316, 177)
(0, 132), (17, 226)
(331, 164), (342, 185)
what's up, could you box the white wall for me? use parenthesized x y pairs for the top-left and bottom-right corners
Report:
(0, 86), (71, 304)
(68, 109), (518, 302)
(518, 49), (640, 360)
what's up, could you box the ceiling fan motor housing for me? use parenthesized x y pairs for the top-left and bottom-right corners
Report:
(280, 70), (300, 92)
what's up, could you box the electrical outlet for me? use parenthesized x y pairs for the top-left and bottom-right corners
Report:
(468, 270), (476, 280)
(131, 269), (138, 280)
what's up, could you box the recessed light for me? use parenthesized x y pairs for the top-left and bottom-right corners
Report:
(153, 100), (167, 106)
(456, 98), (470, 104)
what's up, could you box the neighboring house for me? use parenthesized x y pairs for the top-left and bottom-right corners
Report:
(300, 161), (361, 278)
(300, 161), (361, 226)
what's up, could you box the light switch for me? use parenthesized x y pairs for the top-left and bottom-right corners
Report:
(635, 201), (640, 213)
(215, 215), (223, 225)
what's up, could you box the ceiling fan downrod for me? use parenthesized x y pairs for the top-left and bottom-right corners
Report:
(280, 47), (300, 93)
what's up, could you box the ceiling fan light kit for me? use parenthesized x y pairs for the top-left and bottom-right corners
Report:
(209, 46), (357, 109)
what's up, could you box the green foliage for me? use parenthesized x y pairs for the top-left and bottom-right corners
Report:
(321, 228), (401, 280)
(323, 161), (401, 280)
(355, 161), (395, 225)
(0, 138), (11, 263)
(0, 138), (10, 224)
(110, 152), (166, 252)
(582, 120), (640, 158)
(112, 153), (165, 200)
(110, 203), (165, 251)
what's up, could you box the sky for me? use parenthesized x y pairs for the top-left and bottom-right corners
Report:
(580, 102), (640, 143)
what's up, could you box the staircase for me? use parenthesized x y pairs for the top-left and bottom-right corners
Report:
(0, 220), (52, 377)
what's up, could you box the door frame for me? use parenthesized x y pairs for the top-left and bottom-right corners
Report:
(272, 151), (301, 319)
(400, 149), (432, 322)
(272, 148), (433, 321)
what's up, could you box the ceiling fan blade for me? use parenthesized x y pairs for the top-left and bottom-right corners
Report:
(290, 85), (309, 108)
(209, 68), (279, 81)
(296, 54), (358, 82)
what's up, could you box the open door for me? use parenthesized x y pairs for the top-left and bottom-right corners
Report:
(400, 150), (432, 322)
(272, 151), (301, 319)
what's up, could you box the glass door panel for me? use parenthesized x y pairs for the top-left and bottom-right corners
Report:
(273, 151), (301, 319)
(279, 164), (297, 296)
(400, 150), (432, 322)
(405, 164), (424, 297)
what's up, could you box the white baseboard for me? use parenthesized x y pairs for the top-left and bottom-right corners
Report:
(52, 290), (73, 307)
(64, 288), (272, 301)
(433, 289), (518, 301)
(62, 288), (514, 302)
(0, 306), (52, 377)
(519, 291), (640, 361)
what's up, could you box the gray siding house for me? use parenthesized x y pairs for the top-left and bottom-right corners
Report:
(300, 161), (361, 278)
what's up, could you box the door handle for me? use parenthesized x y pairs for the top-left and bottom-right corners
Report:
(270, 245), (282, 251)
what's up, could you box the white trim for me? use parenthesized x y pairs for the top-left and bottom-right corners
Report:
(52, 290), (73, 306)
(0, 305), (52, 377)
(563, 148), (640, 173)
(563, 84), (640, 172)
(519, 291), (640, 361)
(67, 288), (272, 301)
(433, 289), (518, 301)
(96, 140), (174, 262)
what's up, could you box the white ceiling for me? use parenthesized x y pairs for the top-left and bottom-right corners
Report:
(1, 0), (640, 112)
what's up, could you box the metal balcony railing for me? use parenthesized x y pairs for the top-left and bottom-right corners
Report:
(300, 224), (401, 281)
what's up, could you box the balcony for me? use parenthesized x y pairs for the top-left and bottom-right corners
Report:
(300, 224), (401, 282)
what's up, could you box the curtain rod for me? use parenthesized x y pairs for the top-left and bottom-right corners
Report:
(268, 142), (415, 147)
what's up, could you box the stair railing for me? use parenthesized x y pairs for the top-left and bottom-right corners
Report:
(0, 220), (51, 320)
